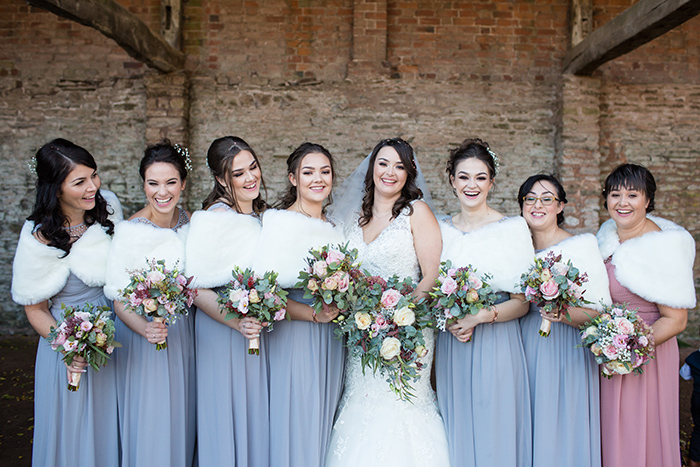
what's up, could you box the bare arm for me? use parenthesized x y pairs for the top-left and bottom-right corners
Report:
(652, 304), (687, 346)
(114, 300), (168, 345)
(541, 305), (600, 328)
(25, 302), (87, 373)
(410, 201), (442, 298)
(447, 293), (529, 342)
(194, 288), (262, 339)
(286, 297), (338, 323)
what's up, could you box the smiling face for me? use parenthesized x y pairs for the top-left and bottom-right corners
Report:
(289, 152), (333, 204)
(217, 150), (261, 213)
(143, 162), (186, 216)
(372, 146), (408, 199)
(522, 180), (563, 232)
(58, 164), (101, 222)
(606, 185), (649, 231)
(450, 157), (493, 209)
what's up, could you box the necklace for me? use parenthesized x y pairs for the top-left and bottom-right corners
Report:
(64, 223), (88, 239)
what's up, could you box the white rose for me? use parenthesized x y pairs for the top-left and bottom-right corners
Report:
(380, 337), (401, 361)
(392, 306), (415, 327)
(228, 288), (243, 304)
(354, 312), (371, 330)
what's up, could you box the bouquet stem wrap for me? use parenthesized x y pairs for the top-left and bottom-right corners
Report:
(67, 370), (81, 392)
(249, 336), (260, 355)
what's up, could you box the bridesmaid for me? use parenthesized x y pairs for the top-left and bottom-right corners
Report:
(254, 142), (345, 467)
(518, 174), (611, 467)
(185, 136), (269, 466)
(104, 140), (195, 467)
(11, 139), (122, 467)
(435, 138), (534, 467)
(597, 163), (694, 467)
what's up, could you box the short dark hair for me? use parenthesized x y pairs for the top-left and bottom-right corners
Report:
(602, 163), (656, 212)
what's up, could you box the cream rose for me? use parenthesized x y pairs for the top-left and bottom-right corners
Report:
(307, 278), (319, 293)
(380, 337), (401, 361)
(415, 345), (428, 358)
(249, 289), (261, 304)
(354, 312), (371, 330)
(393, 306), (415, 326)
(228, 288), (244, 304)
(143, 298), (158, 312)
(312, 260), (329, 278)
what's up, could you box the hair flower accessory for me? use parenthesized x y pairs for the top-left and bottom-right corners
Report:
(27, 156), (37, 176)
(174, 143), (193, 173)
(486, 147), (500, 176)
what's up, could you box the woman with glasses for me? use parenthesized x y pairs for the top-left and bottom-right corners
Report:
(436, 138), (534, 467)
(518, 174), (611, 467)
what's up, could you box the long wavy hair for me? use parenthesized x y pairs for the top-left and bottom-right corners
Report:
(274, 142), (335, 211)
(201, 136), (267, 213)
(27, 138), (114, 256)
(359, 138), (422, 227)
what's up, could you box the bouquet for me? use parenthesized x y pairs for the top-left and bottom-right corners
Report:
(580, 304), (655, 378)
(119, 258), (197, 350)
(335, 274), (431, 401)
(296, 242), (363, 318)
(429, 260), (500, 337)
(47, 303), (120, 391)
(217, 267), (289, 355)
(519, 251), (590, 337)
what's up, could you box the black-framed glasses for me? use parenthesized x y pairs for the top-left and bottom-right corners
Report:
(522, 195), (559, 206)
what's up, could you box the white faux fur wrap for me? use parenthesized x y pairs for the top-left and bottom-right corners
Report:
(185, 209), (262, 288)
(597, 215), (697, 309)
(440, 216), (535, 294)
(11, 190), (123, 305)
(104, 220), (189, 300)
(253, 209), (344, 288)
(537, 233), (612, 311)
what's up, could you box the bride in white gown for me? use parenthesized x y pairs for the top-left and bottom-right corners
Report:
(326, 139), (451, 467)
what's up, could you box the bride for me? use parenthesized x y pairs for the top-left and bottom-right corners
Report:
(325, 138), (450, 466)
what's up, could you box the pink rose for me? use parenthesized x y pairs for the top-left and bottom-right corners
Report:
(158, 295), (169, 305)
(80, 321), (93, 332)
(74, 311), (91, 321)
(326, 249), (345, 266)
(525, 285), (537, 300)
(467, 275), (483, 290)
(374, 315), (388, 329)
(551, 261), (569, 277)
(337, 272), (350, 293)
(75, 330), (84, 339)
(51, 332), (67, 350)
(129, 293), (142, 307)
(312, 260), (329, 279)
(176, 274), (188, 287)
(106, 345), (115, 354)
(380, 289), (402, 309)
(539, 280), (560, 301)
(591, 343), (602, 356)
(611, 307), (625, 317)
(164, 302), (176, 314)
(568, 280), (583, 299)
(615, 317), (634, 335)
(603, 344), (619, 359)
(446, 268), (458, 278)
(638, 335), (649, 347)
(440, 277), (458, 296)
(612, 334), (628, 349)
(274, 308), (287, 321)
(146, 270), (166, 285)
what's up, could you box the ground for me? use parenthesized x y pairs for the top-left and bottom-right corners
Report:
(0, 335), (696, 466)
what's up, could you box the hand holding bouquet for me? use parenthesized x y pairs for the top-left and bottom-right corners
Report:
(48, 303), (121, 391)
(580, 303), (655, 378)
(336, 274), (431, 401)
(519, 251), (590, 337)
(119, 258), (197, 350)
(429, 260), (499, 338)
(217, 267), (289, 355)
(296, 243), (363, 320)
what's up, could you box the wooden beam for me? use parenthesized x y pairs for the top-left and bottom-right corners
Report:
(27, 0), (184, 73)
(563, 0), (700, 75)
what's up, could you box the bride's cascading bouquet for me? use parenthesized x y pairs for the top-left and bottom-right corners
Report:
(217, 266), (289, 355)
(296, 242), (363, 320)
(336, 274), (431, 401)
(47, 303), (121, 391)
(119, 258), (197, 350)
(580, 303), (655, 378)
(428, 260), (499, 339)
(519, 251), (590, 337)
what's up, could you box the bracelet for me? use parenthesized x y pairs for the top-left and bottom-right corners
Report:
(490, 305), (499, 323)
(311, 312), (319, 324)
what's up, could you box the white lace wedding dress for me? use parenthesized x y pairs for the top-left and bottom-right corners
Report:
(325, 209), (451, 467)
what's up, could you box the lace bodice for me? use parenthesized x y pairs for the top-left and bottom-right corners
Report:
(132, 208), (189, 231)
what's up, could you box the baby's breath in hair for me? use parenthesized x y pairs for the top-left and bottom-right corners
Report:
(486, 147), (500, 176)
(27, 155), (38, 176)
(174, 144), (193, 173)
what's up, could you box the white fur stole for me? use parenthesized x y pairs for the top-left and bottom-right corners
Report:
(11, 221), (113, 305)
(597, 215), (697, 309)
(185, 210), (262, 288)
(253, 209), (344, 288)
(537, 233), (612, 311)
(104, 220), (189, 300)
(440, 216), (535, 294)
